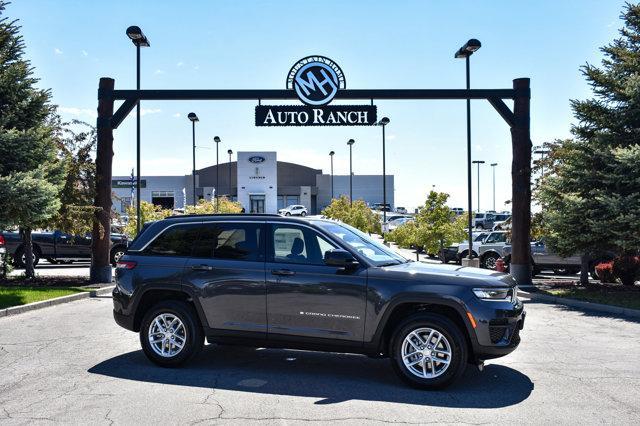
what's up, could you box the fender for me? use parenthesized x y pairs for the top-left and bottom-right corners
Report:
(365, 293), (479, 354)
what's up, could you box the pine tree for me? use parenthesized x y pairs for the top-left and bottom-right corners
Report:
(537, 3), (640, 285)
(0, 1), (64, 279)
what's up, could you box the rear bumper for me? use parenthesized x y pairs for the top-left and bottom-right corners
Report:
(113, 309), (135, 331)
(112, 286), (136, 331)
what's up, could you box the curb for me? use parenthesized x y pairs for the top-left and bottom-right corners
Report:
(0, 285), (114, 318)
(518, 289), (640, 319)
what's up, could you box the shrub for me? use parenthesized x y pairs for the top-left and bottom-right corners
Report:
(321, 196), (381, 234)
(612, 255), (640, 286)
(184, 197), (243, 215)
(595, 261), (616, 284)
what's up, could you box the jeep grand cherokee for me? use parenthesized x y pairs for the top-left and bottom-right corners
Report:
(112, 214), (525, 389)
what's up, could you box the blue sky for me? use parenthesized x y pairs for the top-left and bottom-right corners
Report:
(9, 0), (627, 210)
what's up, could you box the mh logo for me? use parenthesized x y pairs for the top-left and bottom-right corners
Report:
(287, 56), (346, 106)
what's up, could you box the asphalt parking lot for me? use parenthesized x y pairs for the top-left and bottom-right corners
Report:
(1, 295), (639, 424)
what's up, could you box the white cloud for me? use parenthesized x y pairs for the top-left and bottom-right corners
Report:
(388, 134), (397, 140)
(154, 69), (165, 75)
(172, 113), (181, 118)
(81, 50), (88, 57)
(176, 61), (184, 67)
(58, 106), (96, 118)
(54, 48), (63, 55)
(141, 108), (162, 116)
(474, 145), (483, 152)
(193, 65), (200, 70)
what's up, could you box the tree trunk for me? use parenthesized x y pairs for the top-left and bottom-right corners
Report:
(20, 227), (35, 279)
(579, 255), (590, 286)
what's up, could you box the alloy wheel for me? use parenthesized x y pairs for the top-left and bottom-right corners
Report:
(148, 313), (187, 358)
(401, 327), (452, 379)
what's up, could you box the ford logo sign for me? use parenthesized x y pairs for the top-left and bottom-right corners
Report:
(248, 156), (265, 163)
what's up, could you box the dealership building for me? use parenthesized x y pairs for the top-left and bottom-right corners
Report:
(112, 151), (393, 215)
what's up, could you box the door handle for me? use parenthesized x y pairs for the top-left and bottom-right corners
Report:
(271, 269), (295, 276)
(191, 264), (213, 271)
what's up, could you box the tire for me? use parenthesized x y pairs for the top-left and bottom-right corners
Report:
(476, 224), (484, 230)
(300, 211), (306, 217)
(482, 253), (500, 270)
(110, 247), (126, 266)
(390, 313), (468, 390)
(285, 212), (291, 216)
(139, 300), (204, 367)
(13, 247), (40, 269)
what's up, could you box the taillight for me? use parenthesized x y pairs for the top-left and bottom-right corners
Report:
(0, 235), (5, 245)
(116, 260), (137, 269)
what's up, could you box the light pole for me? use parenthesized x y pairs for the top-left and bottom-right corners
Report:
(188, 112), (199, 207)
(214, 136), (221, 211)
(379, 117), (390, 225)
(125, 26), (150, 234)
(227, 149), (233, 200)
(347, 139), (355, 205)
(455, 38), (481, 261)
(329, 150), (335, 199)
(490, 162), (498, 212)
(472, 160), (485, 212)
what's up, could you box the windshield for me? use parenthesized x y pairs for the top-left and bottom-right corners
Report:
(311, 220), (408, 266)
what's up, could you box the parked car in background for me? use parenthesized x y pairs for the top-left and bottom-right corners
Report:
(493, 215), (512, 231)
(477, 231), (509, 269)
(387, 216), (414, 231)
(0, 230), (128, 268)
(278, 205), (307, 216)
(474, 212), (501, 230)
(395, 206), (407, 214)
(450, 207), (465, 216)
(501, 239), (614, 277)
(372, 203), (392, 212)
(439, 231), (489, 263)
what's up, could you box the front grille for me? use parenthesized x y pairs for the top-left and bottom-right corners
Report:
(489, 326), (507, 343)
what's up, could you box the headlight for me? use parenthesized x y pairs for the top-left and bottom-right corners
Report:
(472, 287), (512, 301)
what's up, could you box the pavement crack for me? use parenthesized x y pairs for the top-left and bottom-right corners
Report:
(104, 409), (114, 426)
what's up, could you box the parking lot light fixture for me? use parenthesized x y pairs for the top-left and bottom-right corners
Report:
(490, 163), (498, 212)
(472, 160), (485, 212)
(347, 139), (355, 205)
(188, 113), (199, 206)
(214, 136), (221, 211)
(329, 151), (335, 199)
(125, 25), (150, 235)
(378, 117), (390, 225)
(227, 149), (233, 199)
(534, 148), (550, 178)
(455, 38), (481, 261)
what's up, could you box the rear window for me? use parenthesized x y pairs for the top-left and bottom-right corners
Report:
(145, 224), (200, 257)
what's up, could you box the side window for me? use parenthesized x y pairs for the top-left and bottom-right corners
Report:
(192, 223), (263, 261)
(271, 225), (336, 265)
(145, 224), (200, 257)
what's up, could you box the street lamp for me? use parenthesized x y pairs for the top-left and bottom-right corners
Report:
(329, 150), (335, 199)
(125, 25), (150, 234)
(472, 160), (485, 212)
(227, 149), (233, 200)
(455, 38), (481, 261)
(188, 112), (199, 207)
(214, 136), (221, 212)
(347, 139), (355, 205)
(490, 163), (498, 212)
(378, 117), (390, 225)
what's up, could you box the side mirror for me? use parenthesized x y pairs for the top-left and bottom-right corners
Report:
(324, 249), (359, 269)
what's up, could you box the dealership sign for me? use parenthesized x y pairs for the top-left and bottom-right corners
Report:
(255, 56), (377, 127)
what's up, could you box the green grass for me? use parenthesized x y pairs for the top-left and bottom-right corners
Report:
(543, 287), (640, 310)
(0, 286), (89, 310)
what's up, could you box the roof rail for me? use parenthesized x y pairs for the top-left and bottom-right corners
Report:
(166, 213), (281, 219)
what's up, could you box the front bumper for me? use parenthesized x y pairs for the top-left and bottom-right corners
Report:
(467, 295), (525, 360)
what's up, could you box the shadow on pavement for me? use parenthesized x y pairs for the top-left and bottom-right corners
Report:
(525, 298), (640, 324)
(89, 345), (533, 407)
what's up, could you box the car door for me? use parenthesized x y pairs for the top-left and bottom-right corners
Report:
(182, 221), (267, 336)
(265, 223), (367, 342)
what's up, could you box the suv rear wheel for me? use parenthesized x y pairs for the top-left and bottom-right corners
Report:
(390, 313), (467, 390)
(140, 300), (204, 367)
(482, 253), (500, 269)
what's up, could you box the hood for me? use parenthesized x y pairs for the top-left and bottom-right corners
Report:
(369, 261), (516, 288)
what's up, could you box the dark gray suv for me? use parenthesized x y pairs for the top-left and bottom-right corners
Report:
(113, 214), (525, 389)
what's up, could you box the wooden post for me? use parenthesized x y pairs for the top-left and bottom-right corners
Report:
(90, 78), (115, 283)
(510, 78), (532, 285)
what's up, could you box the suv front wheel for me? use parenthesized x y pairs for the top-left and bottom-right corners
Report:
(390, 313), (467, 389)
(140, 300), (204, 367)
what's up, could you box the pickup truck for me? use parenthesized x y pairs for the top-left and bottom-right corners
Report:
(1, 230), (128, 268)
